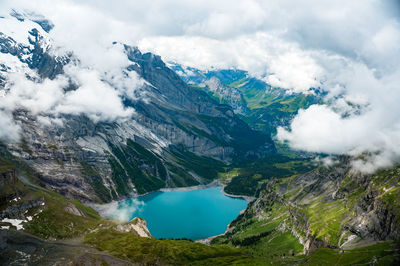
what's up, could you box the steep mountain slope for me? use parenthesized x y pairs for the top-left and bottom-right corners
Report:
(2, 137), (399, 265)
(0, 146), (266, 265)
(221, 155), (316, 197)
(0, 13), (274, 202)
(212, 157), (400, 264)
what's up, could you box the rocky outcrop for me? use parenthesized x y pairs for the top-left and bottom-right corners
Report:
(202, 77), (250, 115)
(0, 167), (19, 202)
(220, 158), (400, 254)
(64, 202), (86, 217)
(347, 189), (400, 241)
(0, 198), (44, 220)
(114, 217), (152, 238)
(282, 163), (400, 250)
(0, 167), (17, 188)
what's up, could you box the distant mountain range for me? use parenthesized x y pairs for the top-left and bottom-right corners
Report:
(168, 62), (321, 135)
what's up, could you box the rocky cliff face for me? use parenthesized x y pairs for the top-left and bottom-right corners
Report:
(200, 77), (249, 115)
(0, 13), (275, 202)
(168, 64), (250, 115)
(0, 167), (17, 189)
(0, 167), (18, 202)
(215, 157), (400, 255)
(114, 217), (152, 238)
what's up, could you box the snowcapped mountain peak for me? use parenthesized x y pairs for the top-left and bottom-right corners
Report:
(10, 9), (54, 33)
(0, 11), (50, 47)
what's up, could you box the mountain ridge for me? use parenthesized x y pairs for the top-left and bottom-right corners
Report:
(212, 156), (400, 264)
(0, 14), (274, 202)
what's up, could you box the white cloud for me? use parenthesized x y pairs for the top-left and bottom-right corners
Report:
(184, 0), (267, 38)
(277, 105), (371, 154)
(2, 72), (68, 115)
(54, 66), (134, 122)
(278, 64), (400, 172)
(0, 63), (135, 127)
(0, 0), (399, 172)
(0, 110), (20, 142)
(139, 33), (323, 92)
(0, 5), (143, 141)
(93, 199), (145, 221)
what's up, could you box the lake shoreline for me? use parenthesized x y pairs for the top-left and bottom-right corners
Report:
(160, 180), (255, 202)
(158, 179), (220, 193)
(91, 182), (252, 242)
(220, 185), (256, 202)
(91, 180), (254, 221)
(91, 179), (255, 209)
(194, 188), (254, 245)
(195, 233), (224, 245)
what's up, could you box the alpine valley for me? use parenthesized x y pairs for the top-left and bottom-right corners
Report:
(0, 9), (399, 266)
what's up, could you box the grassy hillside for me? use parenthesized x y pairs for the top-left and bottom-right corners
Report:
(212, 161), (400, 265)
(0, 146), (267, 265)
(221, 155), (316, 196)
(231, 77), (319, 135)
(304, 242), (400, 265)
(85, 229), (268, 265)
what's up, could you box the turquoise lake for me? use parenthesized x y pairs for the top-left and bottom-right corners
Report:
(110, 187), (248, 240)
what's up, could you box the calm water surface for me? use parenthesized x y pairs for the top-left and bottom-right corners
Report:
(110, 187), (248, 240)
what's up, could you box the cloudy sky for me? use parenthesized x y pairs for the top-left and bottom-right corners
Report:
(1, 0), (400, 171)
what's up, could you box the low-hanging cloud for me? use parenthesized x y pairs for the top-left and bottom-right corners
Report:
(278, 64), (400, 172)
(0, 53), (137, 135)
(54, 65), (135, 122)
(0, 111), (20, 142)
(0, 6), (145, 141)
(139, 34), (323, 93)
(93, 199), (145, 222)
